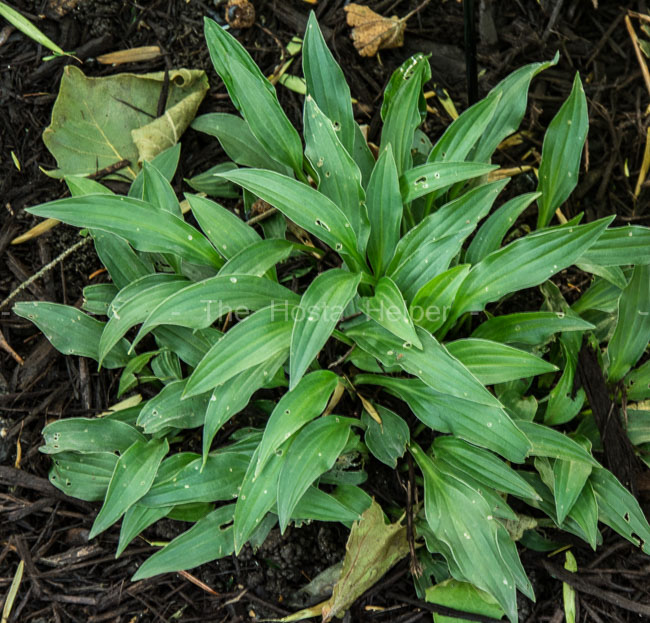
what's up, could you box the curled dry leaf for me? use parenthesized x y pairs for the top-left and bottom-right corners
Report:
(344, 3), (405, 57)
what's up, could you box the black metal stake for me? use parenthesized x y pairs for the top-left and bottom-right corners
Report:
(464, 0), (478, 106)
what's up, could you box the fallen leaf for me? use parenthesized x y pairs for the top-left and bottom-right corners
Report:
(344, 3), (405, 57)
(43, 66), (208, 180)
(97, 46), (162, 65)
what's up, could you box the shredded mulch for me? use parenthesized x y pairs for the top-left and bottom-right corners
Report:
(1, 1), (649, 621)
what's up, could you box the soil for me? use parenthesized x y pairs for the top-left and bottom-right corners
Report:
(1, 0), (650, 622)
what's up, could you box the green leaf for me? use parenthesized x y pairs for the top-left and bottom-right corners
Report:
(140, 160), (182, 217)
(234, 447), (285, 553)
(139, 453), (248, 507)
(256, 371), (339, 475)
(465, 192), (540, 264)
(568, 482), (599, 549)
(14, 302), (129, 369)
(90, 438), (168, 539)
(354, 375), (530, 463)
(362, 405), (409, 468)
(516, 421), (598, 465)
(304, 96), (366, 243)
(626, 362), (650, 402)
(388, 179), (508, 276)
(99, 274), (188, 363)
(117, 505), (171, 557)
(472, 311), (594, 346)
(185, 162), (239, 198)
(410, 442), (518, 623)
(82, 283), (118, 316)
(203, 351), (288, 461)
(365, 146), (402, 276)
(49, 451), (118, 501)
(152, 326), (219, 368)
(381, 53), (430, 122)
(575, 262), (628, 289)
(360, 276), (422, 348)
(473, 55), (558, 162)
(218, 239), (294, 278)
(303, 12), (355, 154)
(426, 579), (505, 623)
(129, 143), (181, 199)
(400, 162), (498, 203)
(186, 194), (260, 260)
(544, 339), (586, 426)
(292, 486), (362, 525)
(451, 217), (614, 317)
(537, 73), (588, 228)
(428, 91), (501, 163)
(577, 225), (650, 266)
(220, 168), (366, 271)
(191, 113), (289, 173)
(432, 437), (540, 500)
(41, 418), (145, 455)
(572, 275), (624, 314)
(590, 468), (650, 554)
(410, 265), (470, 334)
(91, 231), (153, 290)
(136, 379), (209, 434)
(445, 338), (557, 384)
(134, 275), (298, 344)
(0, 2), (66, 55)
(380, 57), (430, 175)
(346, 321), (502, 408)
(553, 458), (592, 524)
(204, 19), (303, 174)
(290, 270), (360, 389)
(26, 195), (222, 268)
(132, 505), (235, 580)
(607, 264), (650, 382)
(43, 66), (208, 179)
(184, 305), (294, 398)
(277, 416), (353, 531)
(352, 122), (376, 187)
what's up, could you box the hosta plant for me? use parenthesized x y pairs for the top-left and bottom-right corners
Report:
(15, 13), (650, 622)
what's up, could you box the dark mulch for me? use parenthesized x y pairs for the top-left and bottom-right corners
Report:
(1, 0), (649, 621)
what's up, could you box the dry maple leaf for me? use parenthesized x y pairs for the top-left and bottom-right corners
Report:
(344, 1), (430, 57)
(344, 3), (405, 57)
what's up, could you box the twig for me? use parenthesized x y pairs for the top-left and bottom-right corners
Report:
(0, 236), (91, 311)
(625, 14), (650, 97)
(0, 329), (24, 365)
(246, 207), (278, 226)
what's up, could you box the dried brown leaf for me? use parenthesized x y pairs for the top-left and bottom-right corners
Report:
(344, 3), (405, 57)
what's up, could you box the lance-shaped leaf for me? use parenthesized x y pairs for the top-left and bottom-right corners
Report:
(590, 468), (650, 554)
(277, 416), (353, 532)
(321, 500), (409, 622)
(568, 481), (599, 550)
(204, 19), (303, 174)
(134, 275), (298, 343)
(304, 96), (366, 241)
(517, 421), (598, 465)
(428, 91), (500, 163)
(132, 504), (235, 580)
(91, 230), (153, 290)
(400, 162), (497, 203)
(473, 54), (558, 162)
(26, 195), (222, 268)
(99, 274), (188, 363)
(203, 351), (288, 462)
(186, 194), (261, 259)
(544, 338), (586, 426)
(410, 442), (519, 622)
(359, 276), (421, 348)
(290, 270), (361, 389)
(117, 505), (171, 557)
(128, 143), (180, 199)
(471, 311), (594, 346)
(553, 458), (592, 524)
(89, 438), (168, 539)
(346, 321), (501, 408)
(365, 146), (402, 276)
(184, 305), (295, 398)
(607, 264), (650, 382)
(410, 265), (470, 334)
(354, 374), (530, 463)
(537, 73), (588, 228)
(218, 239), (295, 278)
(191, 113), (289, 173)
(49, 451), (118, 501)
(219, 169), (366, 270)
(303, 12), (355, 154)
(445, 338), (557, 384)
(41, 418), (145, 455)
(14, 302), (129, 369)
(256, 371), (339, 475)
(451, 217), (614, 317)
(140, 160), (182, 217)
(577, 225), (650, 266)
(466, 192), (540, 264)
